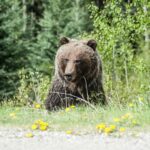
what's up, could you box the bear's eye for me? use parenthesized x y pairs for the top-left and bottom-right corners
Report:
(75, 60), (82, 64)
(62, 59), (69, 64)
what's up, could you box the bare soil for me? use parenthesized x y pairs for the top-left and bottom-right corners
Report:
(0, 127), (150, 150)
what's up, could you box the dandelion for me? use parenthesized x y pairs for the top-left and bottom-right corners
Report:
(70, 105), (75, 109)
(9, 112), (16, 119)
(121, 113), (132, 120)
(129, 103), (134, 107)
(104, 127), (113, 134)
(33, 119), (49, 131)
(39, 125), (48, 131)
(119, 127), (126, 132)
(65, 107), (70, 112)
(96, 123), (106, 131)
(121, 115), (126, 120)
(9, 112), (16, 117)
(31, 124), (38, 130)
(125, 113), (132, 118)
(113, 118), (120, 123)
(34, 103), (41, 109)
(131, 120), (138, 125)
(25, 133), (34, 138)
(66, 130), (73, 134)
(109, 125), (116, 131)
(34, 119), (43, 125)
(104, 124), (116, 134)
(139, 97), (144, 102)
(15, 108), (20, 111)
(40, 122), (49, 127)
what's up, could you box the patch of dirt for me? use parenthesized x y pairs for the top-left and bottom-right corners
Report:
(0, 128), (150, 150)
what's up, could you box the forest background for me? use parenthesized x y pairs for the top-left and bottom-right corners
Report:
(0, 0), (149, 108)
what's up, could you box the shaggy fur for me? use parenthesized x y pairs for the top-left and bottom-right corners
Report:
(45, 37), (106, 111)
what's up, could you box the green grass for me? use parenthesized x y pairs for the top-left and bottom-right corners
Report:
(0, 103), (150, 133)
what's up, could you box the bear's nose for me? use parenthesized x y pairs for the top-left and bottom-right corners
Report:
(64, 74), (72, 81)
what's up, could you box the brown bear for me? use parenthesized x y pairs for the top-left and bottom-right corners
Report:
(45, 37), (106, 111)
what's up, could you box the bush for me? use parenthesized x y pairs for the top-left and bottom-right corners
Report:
(11, 69), (50, 106)
(86, 1), (150, 104)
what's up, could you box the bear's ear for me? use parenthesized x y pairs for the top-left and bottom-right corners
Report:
(60, 37), (70, 45)
(87, 39), (97, 51)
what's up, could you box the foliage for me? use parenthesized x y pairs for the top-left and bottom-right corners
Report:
(36, 0), (92, 69)
(0, 0), (92, 100)
(86, 0), (150, 103)
(12, 69), (50, 106)
(0, 0), (30, 99)
(0, 0), (150, 106)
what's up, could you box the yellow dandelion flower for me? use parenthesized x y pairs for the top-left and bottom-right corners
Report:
(121, 113), (132, 120)
(15, 108), (20, 111)
(39, 121), (49, 131)
(9, 112), (17, 119)
(34, 119), (43, 125)
(9, 112), (16, 117)
(132, 120), (138, 125)
(39, 125), (48, 131)
(104, 127), (112, 134)
(113, 118), (120, 122)
(119, 127), (126, 132)
(35, 120), (49, 128)
(129, 103), (134, 107)
(121, 115), (126, 120)
(109, 125), (116, 131)
(70, 105), (75, 109)
(125, 113), (132, 117)
(139, 97), (144, 102)
(31, 124), (38, 130)
(66, 130), (73, 134)
(65, 107), (70, 112)
(33, 119), (49, 131)
(96, 123), (106, 131)
(125, 113), (132, 118)
(40, 122), (49, 127)
(34, 103), (41, 109)
(25, 133), (34, 138)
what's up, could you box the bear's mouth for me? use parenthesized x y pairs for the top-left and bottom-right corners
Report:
(64, 74), (72, 82)
(64, 74), (79, 83)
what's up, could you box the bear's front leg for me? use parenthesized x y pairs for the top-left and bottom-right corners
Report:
(45, 79), (66, 111)
(45, 79), (76, 111)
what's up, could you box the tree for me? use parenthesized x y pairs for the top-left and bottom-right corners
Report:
(0, 0), (31, 99)
(36, 0), (92, 73)
(0, 0), (93, 100)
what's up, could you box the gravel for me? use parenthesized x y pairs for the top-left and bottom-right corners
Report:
(0, 128), (150, 150)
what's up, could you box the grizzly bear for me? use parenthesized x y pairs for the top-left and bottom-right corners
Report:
(45, 37), (106, 111)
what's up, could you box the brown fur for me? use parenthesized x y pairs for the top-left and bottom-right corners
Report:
(45, 37), (106, 111)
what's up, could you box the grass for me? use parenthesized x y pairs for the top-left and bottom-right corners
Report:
(0, 102), (150, 133)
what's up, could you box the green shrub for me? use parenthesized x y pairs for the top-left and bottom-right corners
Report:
(11, 69), (50, 106)
(85, 1), (150, 104)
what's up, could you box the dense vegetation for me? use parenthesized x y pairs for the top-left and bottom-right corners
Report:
(0, 0), (92, 100)
(0, 0), (149, 107)
(88, 1), (150, 105)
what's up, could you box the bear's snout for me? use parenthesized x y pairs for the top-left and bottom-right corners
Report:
(63, 61), (77, 82)
(64, 73), (72, 81)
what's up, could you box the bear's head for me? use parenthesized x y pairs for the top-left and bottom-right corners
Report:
(55, 37), (99, 83)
